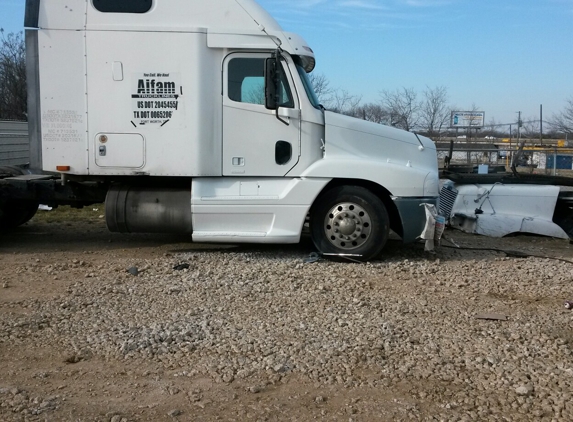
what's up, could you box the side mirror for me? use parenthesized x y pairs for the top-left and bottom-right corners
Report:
(265, 54), (281, 110)
(265, 52), (290, 126)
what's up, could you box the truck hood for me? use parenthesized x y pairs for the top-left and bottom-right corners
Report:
(324, 111), (436, 168)
(299, 111), (440, 198)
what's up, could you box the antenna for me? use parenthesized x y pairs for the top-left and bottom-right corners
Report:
(259, 24), (283, 50)
(234, 0), (283, 50)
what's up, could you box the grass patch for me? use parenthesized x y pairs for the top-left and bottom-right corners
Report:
(33, 204), (105, 223)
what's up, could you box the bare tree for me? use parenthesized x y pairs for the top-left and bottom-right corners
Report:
(242, 81), (265, 105)
(483, 117), (501, 137)
(0, 30), (27, 120)
(328, 89), (362, 116)
(308, 73), (388, 122)
(308, 72), (333, 106)
(461, 103), (482, 140)
(379, 87), (419, 132)
(353, 102), (390, 124)
(307, 73), (363, 116)
(419, 85), (450, 139)
(521, 117), (540, 139)
(550, 96), (573, 134)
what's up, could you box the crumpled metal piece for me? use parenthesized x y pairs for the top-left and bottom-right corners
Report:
(303, 252), (321, 264)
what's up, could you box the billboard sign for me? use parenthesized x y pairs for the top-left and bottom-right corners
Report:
(450, 111), (485, 128)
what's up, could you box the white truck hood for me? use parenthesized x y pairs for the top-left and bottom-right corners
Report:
(324, 111), (436, 166)
(298, 111), (440, 198)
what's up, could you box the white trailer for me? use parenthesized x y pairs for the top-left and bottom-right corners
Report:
(6, 0), (439, 260)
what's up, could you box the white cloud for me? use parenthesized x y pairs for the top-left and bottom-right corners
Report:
(400, 0), (456, 7)
(296, 0), (329, 7)
(272, 0), (329, 8)
(337, 0), (389, 10)
(263, 0), (460, 32)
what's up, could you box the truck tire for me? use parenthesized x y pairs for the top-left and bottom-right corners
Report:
(0, 166), (38, 230)
(0, 201), (39, 230)
(310, 185), (389, 261)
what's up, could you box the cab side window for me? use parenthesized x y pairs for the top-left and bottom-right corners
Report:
(228, 58), (294, 108)
(92, 0), (152, 13)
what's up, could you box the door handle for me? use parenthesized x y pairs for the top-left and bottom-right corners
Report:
(277, 108), (300, 119)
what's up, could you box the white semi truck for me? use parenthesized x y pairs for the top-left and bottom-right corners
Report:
(0, 0), (439, 260)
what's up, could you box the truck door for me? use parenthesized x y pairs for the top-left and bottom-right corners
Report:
(222, 53), (301, 176)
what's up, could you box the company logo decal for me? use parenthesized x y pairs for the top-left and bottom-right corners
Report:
(131, 73), (183, 128)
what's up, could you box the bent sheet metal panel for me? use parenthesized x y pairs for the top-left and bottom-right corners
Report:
(448, 183), (569, 239)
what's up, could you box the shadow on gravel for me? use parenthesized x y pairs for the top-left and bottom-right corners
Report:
(0, 222), (195, 254)
(4, 219), (561, 264)
(1, 221), (432, 262)
(172, 236), (432, 264)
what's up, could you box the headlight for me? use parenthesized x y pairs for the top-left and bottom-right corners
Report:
(424, 172), (440, 197)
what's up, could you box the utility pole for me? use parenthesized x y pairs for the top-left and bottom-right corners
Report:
(517, 111), (522, 142)
(509, 124), (512, 162)
(511, 112), (525, 171)
(540, 104), (543, 145)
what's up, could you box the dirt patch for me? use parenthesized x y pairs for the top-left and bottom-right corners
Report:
(1, 207), (572, 421)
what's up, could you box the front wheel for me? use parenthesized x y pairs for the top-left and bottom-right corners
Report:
(310, 186), (389, 261)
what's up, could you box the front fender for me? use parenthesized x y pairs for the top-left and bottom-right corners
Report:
(299, 158), (431, 197)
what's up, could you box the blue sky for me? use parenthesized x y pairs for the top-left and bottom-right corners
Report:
(258, 0), (573, 128)
(1, 0), (572, 129)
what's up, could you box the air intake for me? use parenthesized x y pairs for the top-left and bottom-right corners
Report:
(439, 181), (458, 222)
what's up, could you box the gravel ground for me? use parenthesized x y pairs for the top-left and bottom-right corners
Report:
(1, 214), (572, 421)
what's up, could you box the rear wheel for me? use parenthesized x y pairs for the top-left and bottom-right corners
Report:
(0, 166), (39, 230)
(310, 186), (389, 261)
(0, 200), (38, 229)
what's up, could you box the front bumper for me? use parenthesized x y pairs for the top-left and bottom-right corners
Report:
(393, 196), (439, 243)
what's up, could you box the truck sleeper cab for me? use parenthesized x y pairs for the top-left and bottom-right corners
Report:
(20, 0), (440, 260)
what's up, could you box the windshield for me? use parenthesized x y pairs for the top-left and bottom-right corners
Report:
(294, 56), (321, 110)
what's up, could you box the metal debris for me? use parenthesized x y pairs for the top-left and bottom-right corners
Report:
(475, 313), (508, 321)
(303, 252), (321, 264)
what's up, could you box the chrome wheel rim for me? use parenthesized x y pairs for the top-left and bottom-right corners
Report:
(323, 202), (372, 250)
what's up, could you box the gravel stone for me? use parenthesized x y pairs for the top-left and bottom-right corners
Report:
(168, 409), (182, 417)
(2, 232), (573, 421)
(516, 385), (534, 396)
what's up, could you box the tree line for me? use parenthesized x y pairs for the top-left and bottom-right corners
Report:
(1, 30), (572, 139)
(0, 31), (27, 120)
(311, 73), (453, 138)
(311, 71), (573, 139)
